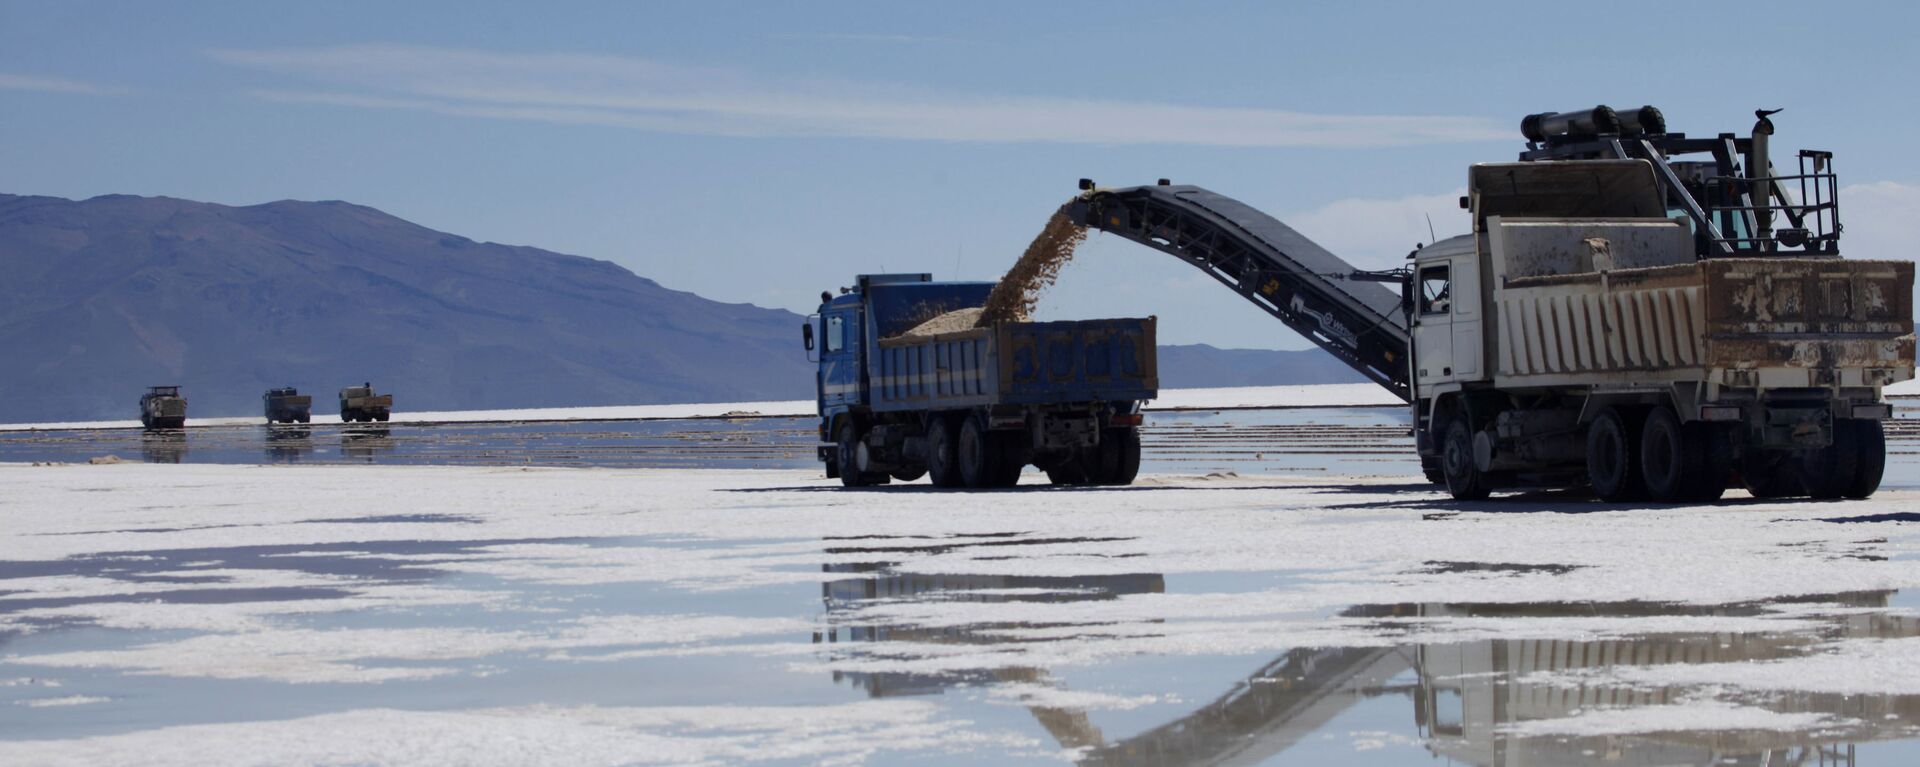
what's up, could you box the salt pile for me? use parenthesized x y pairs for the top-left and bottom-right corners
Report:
(898, 307), (985, 338)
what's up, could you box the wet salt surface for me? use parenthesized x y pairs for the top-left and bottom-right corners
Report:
(0, 407), (1425, 478)
(8, 461), (1920, 763)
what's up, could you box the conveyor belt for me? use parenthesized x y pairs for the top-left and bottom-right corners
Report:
(1065, 185), (1412, 401)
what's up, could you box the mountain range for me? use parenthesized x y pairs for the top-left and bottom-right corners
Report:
(0, 193), (1363, 423)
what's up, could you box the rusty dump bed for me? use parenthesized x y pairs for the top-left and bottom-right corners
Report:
(1496, 258), (1916, 388)
(342, 394), (393, 410)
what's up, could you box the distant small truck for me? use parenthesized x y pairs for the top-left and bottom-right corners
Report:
(139, 385), (187, 429)
(806, 273), (1158, 488)
(263, 387), (313, 424)
(338, 383), (393, 423)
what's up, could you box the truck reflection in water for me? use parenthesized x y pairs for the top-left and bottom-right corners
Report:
(1094, 596), (1916, 767)
(340, 427), (393, 462)
(819, 561), (1165, 751)
(1408, 595), (1915, 767)
(139, 431), (187, 464)
(820, 570), (1918, 766)
(264, 425), (312, 462)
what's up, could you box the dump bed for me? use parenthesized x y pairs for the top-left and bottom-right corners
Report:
(145, 398), (187, 418)
(1493, 251), (1915, 389)
(870, 318), (1158, 412)
(342, 393), (393, 409)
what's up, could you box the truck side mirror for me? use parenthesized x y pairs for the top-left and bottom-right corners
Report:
(801, 322), (815, 351)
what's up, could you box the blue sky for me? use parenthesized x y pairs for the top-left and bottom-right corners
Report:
(6, 1), (1918, 349)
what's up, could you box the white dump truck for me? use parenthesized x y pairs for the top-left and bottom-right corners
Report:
(1068, 106), (1915, 502)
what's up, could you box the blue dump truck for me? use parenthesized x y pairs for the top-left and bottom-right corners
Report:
(805, 273), (1158, 488)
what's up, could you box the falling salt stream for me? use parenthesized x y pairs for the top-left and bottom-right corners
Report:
(895, 206), (1089, 339)
(976, 206), (1088, 326)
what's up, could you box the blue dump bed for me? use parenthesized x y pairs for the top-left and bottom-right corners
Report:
(871, 317), (1159, 412)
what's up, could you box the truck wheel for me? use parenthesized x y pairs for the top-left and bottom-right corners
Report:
(1078, 438), (1117, 485)
(1847, 420), (1887, 499)
(298, 413), (310, 424)
(1420, 455), (1446, 485)
(926, 417), (964, 488)
(1586, 407), (1646, 502)
(1639, 407), (1701, 502)
(376, 412), (389, 423)
(1103, 427), (1142, 486)
(1046, 456), (1090, 485)
(1805, 420), (1861, 500)
(1739, 451), (1803, 498)
(837, 422), (887, 487)
(958, 417), (996, 489)
(1441, 419), (1492, 500)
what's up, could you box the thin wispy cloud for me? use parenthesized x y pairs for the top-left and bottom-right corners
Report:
(0, 73), (120, 96)
(209, 44), (1506, 148)
(773, 32), (973, 45)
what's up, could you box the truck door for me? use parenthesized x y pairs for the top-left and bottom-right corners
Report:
(1447, 253), (1483, 380)
(819, 309), (862, 411)
(1413, 262), (1455, 386)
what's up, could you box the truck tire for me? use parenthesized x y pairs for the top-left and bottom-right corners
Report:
(1639, 407), (1702, 503)
(1420, 455), (1446, 485)
(1103, 427), (1142, 486)
(298, 413), (310, 424)
(836, 421), (888, 488)
(1586, 407), (1646, 502)
(1046, 450), (1091, 485)
(958, 416), (996, 489)
(1739, 451), (1803, 498)
(376, 412), (389, 423)
(926, 417), (964, 488)
(1080, 439), (1118, 485)
(1805, 420), (1862, 500)
(1441, 418), (1492, 500)
(1847, 419), (1887, 499)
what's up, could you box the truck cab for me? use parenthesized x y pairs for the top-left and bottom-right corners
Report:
(812, 273), (994, 426)
(139, 385), (187, 430)
(263, 387), (313, 424)
(338, 383), (393, 423)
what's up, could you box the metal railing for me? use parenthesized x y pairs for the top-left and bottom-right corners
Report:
(1704, 150), (1841, 254)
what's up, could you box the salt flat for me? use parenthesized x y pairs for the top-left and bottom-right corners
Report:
(5, 462), (1920, 765)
